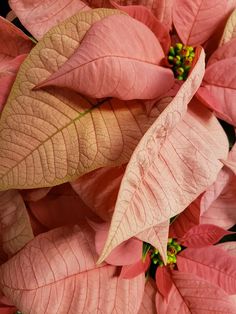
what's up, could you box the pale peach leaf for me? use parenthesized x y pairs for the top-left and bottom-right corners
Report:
(97, 51), (229, 264)
(0, 9), (163, 191)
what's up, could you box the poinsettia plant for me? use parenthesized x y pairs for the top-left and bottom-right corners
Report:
(0, 0), (236, 313)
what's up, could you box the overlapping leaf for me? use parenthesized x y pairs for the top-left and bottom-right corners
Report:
(9, 0), (90, 39)
(98, 51), (228, 263)
(178, 224), (233, 248)
(155, 271), (236, 313)
(173, 0), (231, 45)
(200, 144), (236, 229)
(198, 38), (236, 126)
(0, 190), (33, 258)
(110, 2), (171, 53)
(36, 13), (174, 100)
(0, 16), (33, 110)
(26, 184), (94, 230)
(177, 246), (236, 294)
(0, 9), (166, 191)
(138, 279), (157, 314)
(220, 9), (236, 45)
(0, 224), (145, 314)
(169, 197), (200, 238)
(86, 0), (173, 29)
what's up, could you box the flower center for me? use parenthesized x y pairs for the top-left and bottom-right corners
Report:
(168, 43), (195, 80)
(143, 238), (182, 268)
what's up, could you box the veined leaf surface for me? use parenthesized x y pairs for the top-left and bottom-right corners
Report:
(0, 9), (164, 191)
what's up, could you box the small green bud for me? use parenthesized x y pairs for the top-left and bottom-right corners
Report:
(177, 75), (184, 80)
(176, 67), (184, 75)
(175, 43), (183, 51)
(168, 238), (173, 244)
(152, 256), (159, 264)
(169, 46), (175, 56)
(168, 55), (174, 62)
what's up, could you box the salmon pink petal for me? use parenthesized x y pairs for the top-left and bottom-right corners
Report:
(178, 224), (234, 248)
(169, 197), (200, 238)
(87, 0), (173, 30)
(0, 224), (145, 314)
(138, 279), (157, 314)
(9, 0), (90, 40)
(97, 51), (228, 264)
(155, 271), (236, 313)
(155, 266), (173, 300)
(200, 57), (236, 126)
(0, 190), (34, 258)
(0, 16), (33, 57)
(177, 246), (236, 294)
(0, 54), (28, 107)
(91, 220), (143, 266)
(207, 38), (236, 66)
(27, 183), (95, 230)
(0, 16), (33, 110)
(71, 165), (125, 221)
(200, 176), (236, 229)
(173, 0), (232, 45)
(36, 14), (174, 100)
(200, 147), (236, 229)
(21, 187), (51, 202)
(110, 2), (171, 54)
(120, 254), (151, 279)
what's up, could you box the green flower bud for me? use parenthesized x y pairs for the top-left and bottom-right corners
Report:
(169, 46), (175, 56)
(176, 67), (184, 75)
(175, 43), (183, 51)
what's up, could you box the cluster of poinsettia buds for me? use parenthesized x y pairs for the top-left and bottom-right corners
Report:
(145, 239), (182, 267)
(168, 43), (195, 80)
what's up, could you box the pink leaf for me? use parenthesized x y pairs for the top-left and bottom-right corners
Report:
(179, 224), (233, 248)
(27, 183), (95, 230)
(0, 190), (34, 258)
(87, 0), (174, 29)
(220, 9), (236, 46)
(155, 266), (173, 300)
(0, 16), (33, 57)
(200, 146), (236, 229)
(138, 279), (157, 314)
(0, 54), (28, 112)
(177, 246), (236, 294)
(207, 38), (236, 66)
(200, 55), (236, 126)
(217, 242), (236, 256)
(136, 221), (169, 264)
(71, 165), (125, 221)
(173, 0), (230, 45)
(36, 14), (174, 100)
(21, 187), (51, 202)
(90, 220), (143, 266)
(169, 197), (200, 238)
(155, 270), (236, 313)
(0, 224), (145, 314)
(97, 52), (229, 263)
(0, 16), (33, 110)
(120, 254), (151, 279)
(9, 0), (90, 40)
(110, 2), (171, 54)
